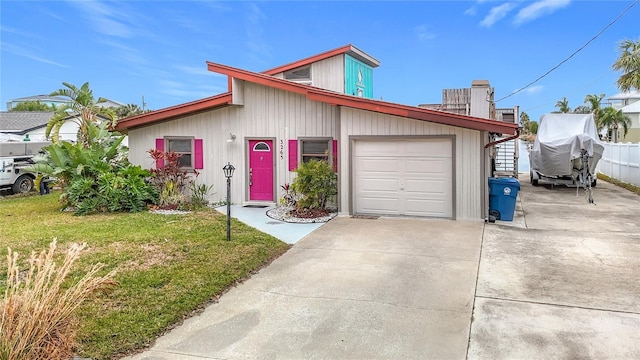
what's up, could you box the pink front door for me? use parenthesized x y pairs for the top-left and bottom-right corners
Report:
(248, 140), (274, 201)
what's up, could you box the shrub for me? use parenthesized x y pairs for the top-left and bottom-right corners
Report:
(291, 159), (337, 210)
(147, 149), (194, 209)
(0, 240), (117, 360)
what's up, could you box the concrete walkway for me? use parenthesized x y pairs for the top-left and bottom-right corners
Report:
(214, 205), (326, 244)
(124, 176), (640, 359)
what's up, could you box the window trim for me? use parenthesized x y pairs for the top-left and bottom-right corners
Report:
(165, 136), (194, 169)
(299, 137), (332, 164)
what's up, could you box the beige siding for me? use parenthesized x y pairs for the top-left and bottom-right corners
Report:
(128, 81), (339, 205)
(269, 55), (345, 93)
(311, 56), (344, 93)
(339, 107), (484, 220)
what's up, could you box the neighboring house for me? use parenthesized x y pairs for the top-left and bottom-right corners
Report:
(607, 91), (640, 143)
(6, 94), (125, 111)
(419, 81), (520, 177)
(0, 111), (126, 145)
(116, 44), (517, 221)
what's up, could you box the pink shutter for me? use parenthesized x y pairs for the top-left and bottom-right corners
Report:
(155, 138), (164, 168)
(288, 140), (298, 171)
(194, 139), (203, 169)
(332, 140), (338, 172)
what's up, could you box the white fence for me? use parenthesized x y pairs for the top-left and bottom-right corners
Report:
(597, 142), (640, 187)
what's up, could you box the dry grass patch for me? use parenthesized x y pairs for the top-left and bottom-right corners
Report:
(1, 240), (116, 360)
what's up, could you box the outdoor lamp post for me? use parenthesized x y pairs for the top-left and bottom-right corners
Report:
(223, 162), (235, 241)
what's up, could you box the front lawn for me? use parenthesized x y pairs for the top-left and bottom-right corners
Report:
(0, 192), (290, 359)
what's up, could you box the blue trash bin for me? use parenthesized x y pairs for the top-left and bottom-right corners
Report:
(488, 177), (520, 221)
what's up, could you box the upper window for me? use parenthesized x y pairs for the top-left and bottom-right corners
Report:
(167, 137), (193, 168)
(284, 65), (311, 82)
(301, 139), (330, 163)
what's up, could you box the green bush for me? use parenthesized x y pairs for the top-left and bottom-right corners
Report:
(291, 159), (337, 210)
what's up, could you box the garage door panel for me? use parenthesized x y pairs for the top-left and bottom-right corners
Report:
(405, 199), (448, 216)
(359, 197), (401, 215)
(405, 179), (448, 194)
(357, 141), (402, 156)
(405, 159), (449, 176)
(360, 178), (399, 192)
(404, 139), (451, 157)
(354, 139), (453, 218)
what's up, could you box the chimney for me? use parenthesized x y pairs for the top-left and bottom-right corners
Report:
(470, 80), (494, 119)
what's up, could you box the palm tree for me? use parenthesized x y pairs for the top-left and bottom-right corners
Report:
(520, 111), (531, 134)
(46, 82), (116, 147)
(600, 106), (631, 143)
(554, 97), (571, 113)
(612, 39), (640, 92)
(115, 104), (144, 119)
(583, 93), (605, 130)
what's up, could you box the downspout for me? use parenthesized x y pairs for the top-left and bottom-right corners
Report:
(484, 128), (521, 148)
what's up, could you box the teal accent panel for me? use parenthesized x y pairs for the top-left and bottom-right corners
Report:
(344, 54), (373, 99)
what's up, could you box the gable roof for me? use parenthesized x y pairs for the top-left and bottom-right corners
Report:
(262, 44), (380, 76)
(116, 53), (517, 135)
(0, 111), (54, 134)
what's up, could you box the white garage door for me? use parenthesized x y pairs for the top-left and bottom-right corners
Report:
(353, 138), (453, 218)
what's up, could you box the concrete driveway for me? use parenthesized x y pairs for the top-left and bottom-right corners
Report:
(125, 176), (639, 360)
(470, 176), (640, 359)
(125, 217), (484, 359)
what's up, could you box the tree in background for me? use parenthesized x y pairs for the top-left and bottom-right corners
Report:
(46, 82), (117, 146)
(612, 39), (640, 92)
(9, 101), (57, 112)
(554, 97), (571, 113)
(520, 111), (531, 134)
(573, 93), (606, 130)
(530, 121), (539, 135)
(600, 106), (631, 143)
(115, 104), (145, 119)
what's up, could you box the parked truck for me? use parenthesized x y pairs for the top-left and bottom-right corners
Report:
(0, 140), (51, 194)
(529, 113), (604, 203)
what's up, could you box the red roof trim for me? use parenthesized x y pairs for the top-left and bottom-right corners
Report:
(116, 92), (232, 130)
(261, 44), (380, 76)
(206, 62), (518, 135)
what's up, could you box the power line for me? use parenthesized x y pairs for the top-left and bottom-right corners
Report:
(495, 0), (639, 103)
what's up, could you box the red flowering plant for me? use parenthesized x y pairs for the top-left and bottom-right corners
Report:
(147, 149), (199, 209)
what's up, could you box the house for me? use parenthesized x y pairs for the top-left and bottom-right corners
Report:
(6, 94), (125, 111)
(0, 111), (126, 144)
(116, 45), (518, 220)
(607, 91), (640, 143)
(419, 81), (520, 177)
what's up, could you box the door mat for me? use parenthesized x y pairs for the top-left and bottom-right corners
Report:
(351, 215), (380, 219)
(243, 205), (269, 208)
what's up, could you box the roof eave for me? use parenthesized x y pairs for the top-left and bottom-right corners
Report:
(115, 93), (233, 131)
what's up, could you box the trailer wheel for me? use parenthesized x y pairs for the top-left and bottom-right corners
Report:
(591, 179), (597, 187)
(530, 171), (539, 186)
(12, 175), (34, 194)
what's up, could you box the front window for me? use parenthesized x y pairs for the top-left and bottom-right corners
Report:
(301, 139), (330, 163)
(167, 137), (193, 168)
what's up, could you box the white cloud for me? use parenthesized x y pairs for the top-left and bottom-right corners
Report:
(245, 3), (272, 60)
(480, 3), (517, 27)
(523, 85), (544, 94)
(514, 0), (571, 26)
(1, 42), (67, 68)
(68, 1), (134, 38)
(414, 24), (436, 42)
(464, 7), (477, 16)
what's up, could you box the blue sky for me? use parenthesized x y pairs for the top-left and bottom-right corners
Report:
(1, 0), (638, 123)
